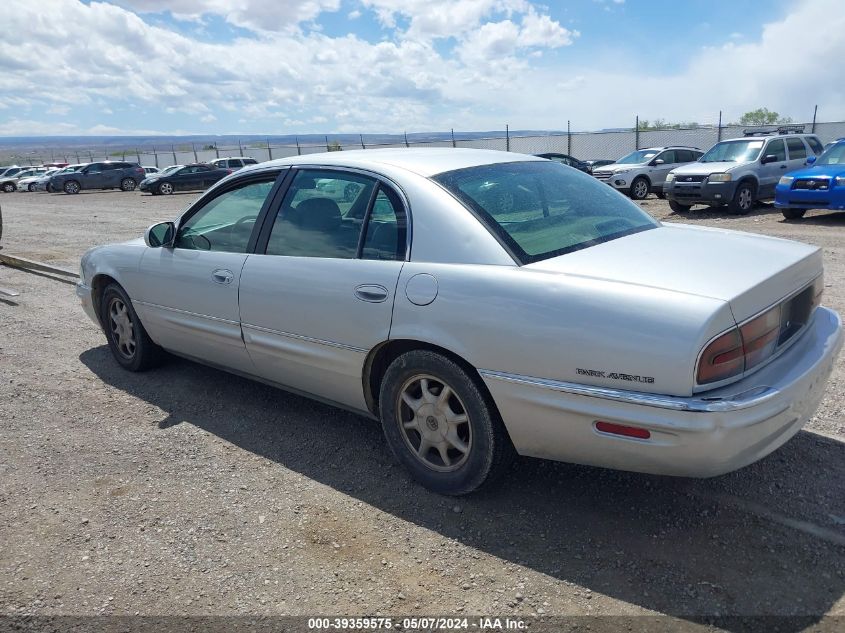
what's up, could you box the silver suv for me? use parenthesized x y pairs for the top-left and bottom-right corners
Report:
(665, 127), (825, 214)
(592, 146), (703, 200)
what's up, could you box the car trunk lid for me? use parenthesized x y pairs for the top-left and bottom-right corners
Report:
(524, 223), (822, 323)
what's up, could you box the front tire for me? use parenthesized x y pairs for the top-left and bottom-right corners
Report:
(120, 177), (137, 192)
(782, 208), (807, 220)
(629, 177), (650, 200)
(63, 180), (81, 194)
(668, 199), (691, 213)
(28, 183), (35, 192)
(728, 182), (755, 215)
(379, 350), (514, 495)
(100, 283), (163, 371)
(158, 181), (174, 195)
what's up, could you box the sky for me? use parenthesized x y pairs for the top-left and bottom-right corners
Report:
(0, 0), (843, 136)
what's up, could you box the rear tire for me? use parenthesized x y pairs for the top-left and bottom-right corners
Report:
(28, 183), (35, 192)
(2, 182), (14, 193)
(120, 177), (137, 192)
(100, 283), (163, 372)
(629, 177), (650, 200)
(379, 350), (515, 495)
(782, 208), (806, 220)
(668, 199), (692, 213)
(728, 182), (755, 215)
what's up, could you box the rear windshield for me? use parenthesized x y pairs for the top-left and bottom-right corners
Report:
(434, 161), (658, 264)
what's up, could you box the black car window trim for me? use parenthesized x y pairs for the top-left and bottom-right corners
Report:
(175, 168), (290, 255)
(253, 165), (413, 262)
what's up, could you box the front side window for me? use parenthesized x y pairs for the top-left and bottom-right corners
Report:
(175, 178), (276, 253)
(766, 139), (786, 162)
(786, 137), (806, 160)
(86, 164), (103, 174)
(265, 170), (376, 259)
(657, 150), (676, 164)
(700, 140), (764, 163)
(434, 161), (658, 264)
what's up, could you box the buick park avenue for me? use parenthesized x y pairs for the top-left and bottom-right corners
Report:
(77, 149), (842, 495)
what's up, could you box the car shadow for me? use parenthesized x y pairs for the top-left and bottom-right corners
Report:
(782, 211), (845, 225)
(79, 347), (845, 629)
(668, 203), (776, 220)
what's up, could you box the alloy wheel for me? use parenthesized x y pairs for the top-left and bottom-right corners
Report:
(397, 374), (472, 473)
(108, 297), (136, 359)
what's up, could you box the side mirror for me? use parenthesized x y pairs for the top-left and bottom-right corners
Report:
(806, 155), (817, 165)
(652, 158), (665, 166)
(144, 221), (175, 248)
(761, 154), (778, 165)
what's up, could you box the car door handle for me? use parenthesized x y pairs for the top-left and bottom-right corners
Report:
(780, 165), (788, 169)
(354, 284), (388, 303)
(211, 269), (234, 285)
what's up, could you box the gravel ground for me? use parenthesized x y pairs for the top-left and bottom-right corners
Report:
(0, 189), (844, 626)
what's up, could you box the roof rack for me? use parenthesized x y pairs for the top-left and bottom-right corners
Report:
(743, 124), (805, 137)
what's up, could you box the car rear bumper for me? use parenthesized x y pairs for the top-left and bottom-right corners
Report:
(666, 180), (739, 205)
(481, 306), (842, 477)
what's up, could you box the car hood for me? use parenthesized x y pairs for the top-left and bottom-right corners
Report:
(784, 163), (845, 179)
(671, 161), (736, 174)
(525, 223), (821, 323)
(592, 163), (644, 173)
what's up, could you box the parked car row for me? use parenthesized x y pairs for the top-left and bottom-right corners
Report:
(0, 156), (260, 195)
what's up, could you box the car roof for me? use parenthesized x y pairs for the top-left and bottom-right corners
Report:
(719, 134), (817, 143)
(253, 148), (544, 178)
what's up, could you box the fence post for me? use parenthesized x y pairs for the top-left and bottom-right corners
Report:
(451, 128), (456, 148)
(634, 116), (639, 150)
(75, 151), (81, 164)
(812, 105), (818, 133)
(192, 143), (198, 162)
(404, 132), (409, 148)
(296, 136), (301, 156)
(567, 120), (571, 155)
(152, 146), (159, 168)
(238, 140), (244, 157)
(325, 136), (331, 151)
(506, 124), (510, 152)
(88, 150), (94, 162)
(267, 139), (273, 161)
(215, 144), (220, 159)
(136, 148), (141, 165)
(717, 111), (723, 143)
(360, 134), (366, 149)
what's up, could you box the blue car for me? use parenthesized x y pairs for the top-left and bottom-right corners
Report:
(775, 138), (845, 219)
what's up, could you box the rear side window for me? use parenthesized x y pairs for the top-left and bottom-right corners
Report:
(766, 139), (786, 161)
(676, 150), (693, 162)
(361, 187), (407, 261)
(806, 136), (824, 155)
(657, 150), (676, 163)
(265, 170), (376, 259)
(786, 138), (806, 160)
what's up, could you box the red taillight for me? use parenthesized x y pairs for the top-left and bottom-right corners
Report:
(697, 328), (743, 384)
(595, 421), (651, 440)
(741, 305), (781, 370)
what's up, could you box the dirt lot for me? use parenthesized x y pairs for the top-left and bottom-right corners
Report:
(1, 189), (844, 627)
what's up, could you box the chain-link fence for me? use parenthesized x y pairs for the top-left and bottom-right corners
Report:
(5, 120), (845, 168)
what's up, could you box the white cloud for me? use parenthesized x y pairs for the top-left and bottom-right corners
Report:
(114, 0), (342, 32)
(0, 0), (842, 136)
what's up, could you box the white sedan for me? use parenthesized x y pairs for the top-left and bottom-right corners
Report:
(77, 149), (842, 494)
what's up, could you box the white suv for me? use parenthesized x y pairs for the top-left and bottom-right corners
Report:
(591, 146), (703, 200)
(209, 157), (259, 171)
